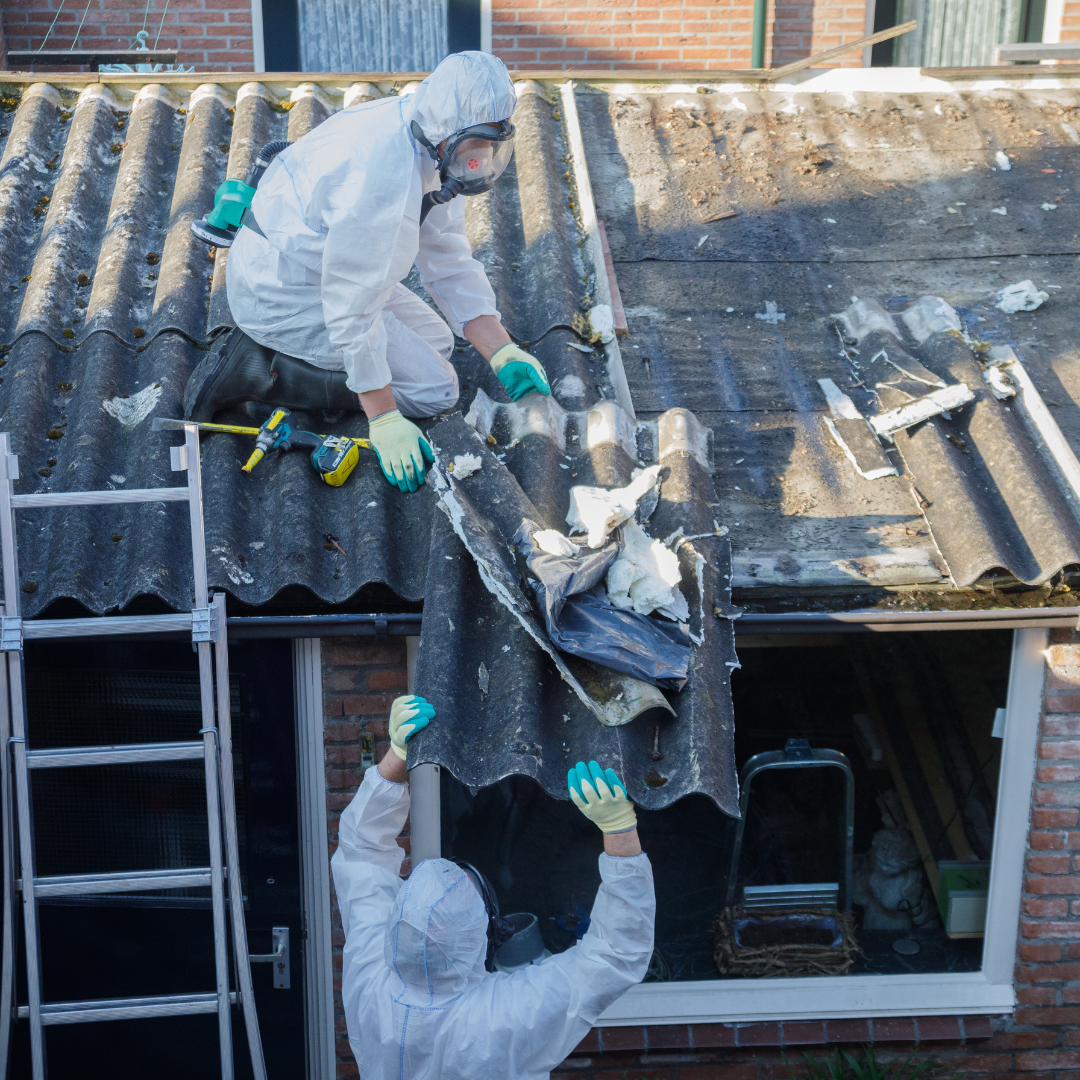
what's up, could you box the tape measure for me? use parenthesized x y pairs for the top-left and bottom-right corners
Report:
(311, 435), (361, 487)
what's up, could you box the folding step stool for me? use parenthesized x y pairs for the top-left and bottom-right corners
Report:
(0, 425), (268, 1080)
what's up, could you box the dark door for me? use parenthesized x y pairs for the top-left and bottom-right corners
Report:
(8, 637), (303, 1079)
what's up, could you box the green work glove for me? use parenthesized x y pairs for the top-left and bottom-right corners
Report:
(567, 760), (637, 833)
(489, 343), (551, 402)
(368, 410), (434, 493)
(389, 695), (436, 760)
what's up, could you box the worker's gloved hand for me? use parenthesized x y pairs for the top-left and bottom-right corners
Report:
(568, 760), (637, 833)
(489, 343), (551, 402)
(389, 695), (436, 760)
(368, 410), (435, 493)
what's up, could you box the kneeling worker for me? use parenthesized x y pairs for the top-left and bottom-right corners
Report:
(332, 695), (655, 1078)
(184, 51), (550, 493)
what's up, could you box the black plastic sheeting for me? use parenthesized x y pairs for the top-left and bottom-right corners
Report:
(410, 413), (739, 815)
(515, 521), (691, 690)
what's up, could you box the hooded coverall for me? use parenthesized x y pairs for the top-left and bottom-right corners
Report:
(331, 766), (656, 1079)
(225, 52), (516, 418)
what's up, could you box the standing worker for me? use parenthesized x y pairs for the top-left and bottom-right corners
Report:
(332, 695), (655, 1078)
(183, 52), (551, 493)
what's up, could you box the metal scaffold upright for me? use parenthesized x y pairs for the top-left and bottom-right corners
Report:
(0, 424), (267, 1080)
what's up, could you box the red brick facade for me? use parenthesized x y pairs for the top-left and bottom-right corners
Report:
(1062, 2), (1080, 43)
(1016, 635), (1080, 1034)
(0, 0), (882, 76)
(490, 0), (869, 71)
(0, 0), (254, 71)
(322, 636), (411, 1080)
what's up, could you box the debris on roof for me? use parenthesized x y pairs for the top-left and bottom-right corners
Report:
(578, 80), (1080, 592)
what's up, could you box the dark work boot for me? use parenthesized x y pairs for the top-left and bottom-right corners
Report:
(184, 327), (360, 421)
(267, 352), (360, 413)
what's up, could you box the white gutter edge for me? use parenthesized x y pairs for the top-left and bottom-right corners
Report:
(559, 80), (636, 421)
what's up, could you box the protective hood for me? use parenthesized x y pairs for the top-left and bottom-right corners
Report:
(383, 857), (489, 1007)
(405, 51), (517, 147)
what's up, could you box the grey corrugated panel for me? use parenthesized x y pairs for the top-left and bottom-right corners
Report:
(577, 84), (1080, 590)
(412, 411), (738, 814)
(892, 317), (1080, 587)
(895, 0), (1023, 68)
(0, 331), (435, 615)
(299, 0), (446, 76)
(0, 75), (606, 616)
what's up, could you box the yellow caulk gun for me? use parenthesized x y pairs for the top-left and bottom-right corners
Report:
(153, 410), (373, 487)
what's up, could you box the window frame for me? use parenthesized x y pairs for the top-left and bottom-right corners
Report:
(595, 627), (1044, 1025)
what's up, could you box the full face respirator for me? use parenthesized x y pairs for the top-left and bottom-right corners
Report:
(411, 118), (515, 225)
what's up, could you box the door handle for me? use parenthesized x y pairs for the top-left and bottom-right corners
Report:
(249, 926), (290, 989)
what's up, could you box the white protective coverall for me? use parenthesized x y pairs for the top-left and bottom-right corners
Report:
(225, 52), (515, 418)
(331, 767), (656, 1080)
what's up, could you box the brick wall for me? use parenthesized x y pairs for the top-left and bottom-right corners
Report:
(322, 636), (410, 1080)
(769, 2), (866, 66)
(1015, 633), (1080, 1039)
(491, 0), (869, 72)
(0, 0), (254, 72)
(1063, 2), (1080, 43)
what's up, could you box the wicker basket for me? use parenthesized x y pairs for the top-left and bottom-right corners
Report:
(712, 906), (861, 978)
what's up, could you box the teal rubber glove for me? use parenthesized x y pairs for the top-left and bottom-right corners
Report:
(368, 409), (434, 493)
(567, 760), (637, 833)
(389, 695), (436, 760)
(489, 343), (551, 402)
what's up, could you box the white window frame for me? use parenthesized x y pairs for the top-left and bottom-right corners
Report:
(480, 0), (492, 53)
(249, 0), (265, 71)
(596, 628), (1044, 1025)
(293, 638), (335, 1080)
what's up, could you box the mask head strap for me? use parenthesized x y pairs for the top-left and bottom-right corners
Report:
(451, 858), (515, 971)
(410, 120), (439, 163)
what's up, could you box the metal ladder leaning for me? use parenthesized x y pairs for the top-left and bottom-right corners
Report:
(0, 424), (267, 1080)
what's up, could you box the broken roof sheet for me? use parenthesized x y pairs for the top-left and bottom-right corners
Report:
(411, 409), (739, 813)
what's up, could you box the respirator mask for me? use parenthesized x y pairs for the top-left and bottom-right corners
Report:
(412, 119), (515, 224)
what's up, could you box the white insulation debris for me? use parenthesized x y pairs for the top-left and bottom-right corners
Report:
(451, 453), (483, 478)
(605, 521), (689, 622)
(102, 382), (163, 429)
(996, 280), (1049, 313)
(566, 465), (662, 548)
(533, 529), (577, 556)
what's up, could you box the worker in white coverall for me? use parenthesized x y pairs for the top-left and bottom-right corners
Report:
(331, 695), (655, 1079)
(183, 51), (551, 492)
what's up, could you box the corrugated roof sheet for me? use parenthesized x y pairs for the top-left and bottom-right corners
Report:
(0, 75), (632, 615)
(412, 409), (738, 813)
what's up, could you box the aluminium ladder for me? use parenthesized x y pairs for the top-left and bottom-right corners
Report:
(0, 425), (267, 1080)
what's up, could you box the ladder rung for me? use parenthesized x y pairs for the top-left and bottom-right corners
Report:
(23, 613), (194, 640)
(11, 487), (189, 508)
(26, 741), (205, 768)
(33, 867), (213, 897)
(18, 991), (238, 1025)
